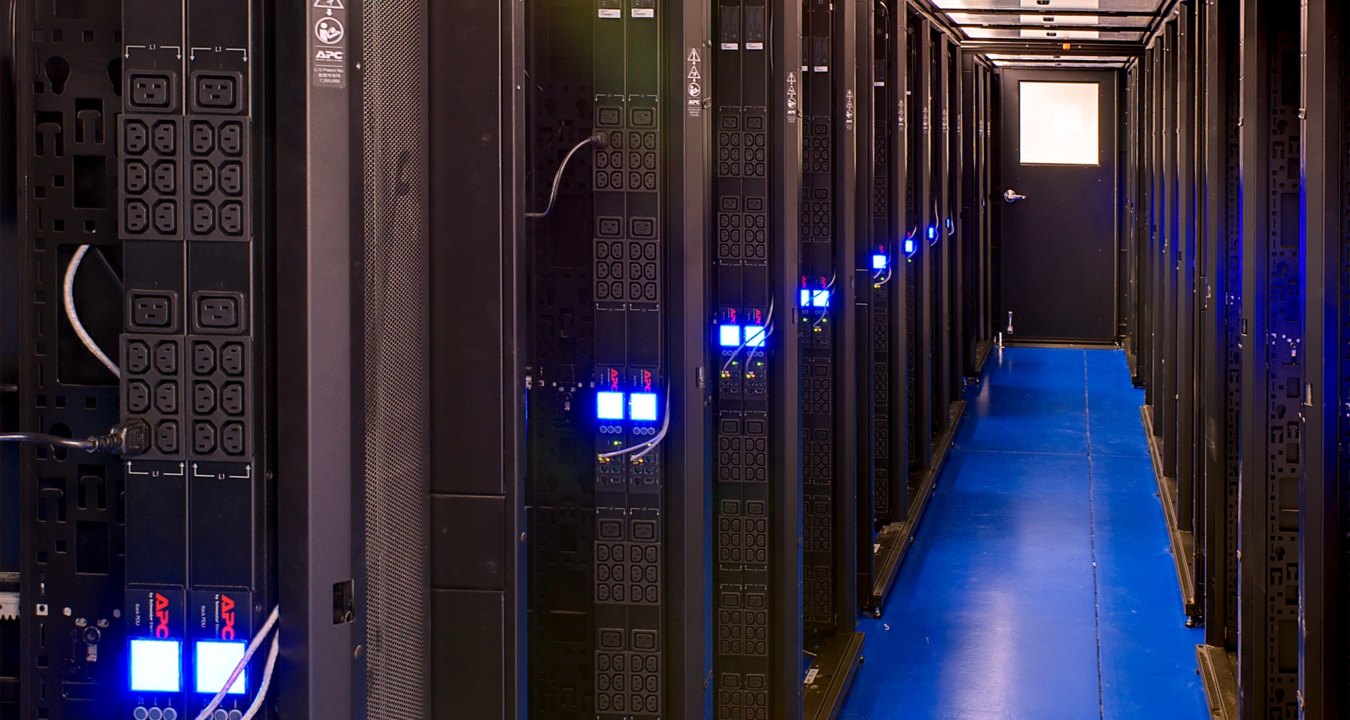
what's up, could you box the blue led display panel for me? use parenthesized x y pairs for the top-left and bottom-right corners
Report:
(744, 325), (768, 348)
(596, 391), (626, 420)
(719, 325), (743, 347)
(194, 641), (248, 695)
(129, 639), (183, 693)
(630, 393), (659, 422)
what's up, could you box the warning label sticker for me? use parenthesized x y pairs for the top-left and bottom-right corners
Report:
(311, 0), (347, 89)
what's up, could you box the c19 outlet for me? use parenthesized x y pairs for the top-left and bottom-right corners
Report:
(193, 72), (243, 113)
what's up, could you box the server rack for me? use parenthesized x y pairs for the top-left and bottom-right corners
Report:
(977, 60), (994, 360)
(9, 0), (279, 718)
(1237, 2), (1303, 716)
(1193, 2), (1242, 713)
(1174, 6), (1199, 614)
(853, 0), (874, 615)
(708, 1), (805, 718)
(930, 36), (950, 435)
(0, 0), (16, 706)
(1298, 2), (1347, 719)
(798, 0), (864, 713)
(958, 53), (978, 377)
(947, 44), (966, 392)
(913, 21), (934, 475)
(857, 0), (911, 615)
(1139, 10), (1203, 623)
(523, 1), (712, 717)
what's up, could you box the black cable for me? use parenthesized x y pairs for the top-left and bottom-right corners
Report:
(526, 133), (609, 219)
(0, 432), (94, 451)
(0, 420), (150, 455)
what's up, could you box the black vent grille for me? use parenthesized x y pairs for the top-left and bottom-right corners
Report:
(361, 0), (431, 716)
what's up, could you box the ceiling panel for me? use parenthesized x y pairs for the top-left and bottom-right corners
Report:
(933, 0), (1164, 11)
(944, 12), (1154, 27)
(931, 0), (1171, 62)
(985, 53), (1132, 61)
(962, 27), (1146, 41)
(990, 60), (1129, 68)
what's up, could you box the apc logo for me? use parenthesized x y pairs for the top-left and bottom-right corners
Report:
(153, 593), (171, 638)
(220, 595), (237, 640)
(315, 49), (343, 62)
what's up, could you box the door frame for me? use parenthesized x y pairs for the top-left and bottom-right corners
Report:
(994, 67), (1122, 345)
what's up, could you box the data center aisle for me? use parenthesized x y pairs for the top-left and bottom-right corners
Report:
(840, 347), (1207, 720)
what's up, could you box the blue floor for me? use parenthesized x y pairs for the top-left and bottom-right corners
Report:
(841, 347), (1207, 720)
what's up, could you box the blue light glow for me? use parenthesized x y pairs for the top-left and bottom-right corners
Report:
(811, 289), (831, 308)
(596, 391), (625, 420)
(719, 324), (742, 347)
(799, 289), (812, 307)
(872, 254), (888, 270)
(928, 226), (937, 240)
(194, 641), (247, 695)
(744, 325), (767, 348)
(904, 239), (916, 255)
(129, 638), (182, 693)
(630, 393), (659, 422)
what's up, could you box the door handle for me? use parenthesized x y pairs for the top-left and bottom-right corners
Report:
(1003, 188), (1027, 204)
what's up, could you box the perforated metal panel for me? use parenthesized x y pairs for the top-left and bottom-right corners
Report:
(361, 0), (431, 716)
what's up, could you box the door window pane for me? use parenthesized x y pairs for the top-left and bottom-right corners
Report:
(1019, 81), (1099, 166)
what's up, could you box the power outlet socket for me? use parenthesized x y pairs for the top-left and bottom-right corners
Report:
(129, 73), (174, 110)
(194, 293), (245, 333)
(193, 73), (242, 113)
(129, 292), (176, 330)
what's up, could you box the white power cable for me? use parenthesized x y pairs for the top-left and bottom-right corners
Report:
(193, 606), (279, 720)
(630, 395), (672, 461)
(63, 245), (120, 378)
(238, 631), (280, 720)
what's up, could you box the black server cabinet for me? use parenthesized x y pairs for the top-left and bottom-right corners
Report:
(1148, 39), (1165, 442)
(1299, 1), (1348, 718)
(930, 36), (950, 435)
(1194, 2), (1242, 706)
(525, 1), (709, 718)
(958, 53), (979, 376)
(1237, 2), (1304, 717)
(912, 20), (934, 474)
(14, 2), (130, 718)
(1174, 6), (1200, 619)
(11, 0), (277, 717)
(0, 0), (15, 707)
(797, 0), (863, 714)
(709, 1), (804, 718)
(858, 0), (911, 614)
(947, 43), (965, 395)
(852, 0), (878, 618)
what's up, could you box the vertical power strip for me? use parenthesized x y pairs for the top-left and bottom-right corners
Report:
(119, 0), (269, 718)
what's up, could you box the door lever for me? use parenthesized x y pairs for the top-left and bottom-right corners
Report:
(1003, 188), (1027, 204)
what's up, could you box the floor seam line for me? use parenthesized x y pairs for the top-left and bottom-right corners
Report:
(1085, 352), (1106, 720)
